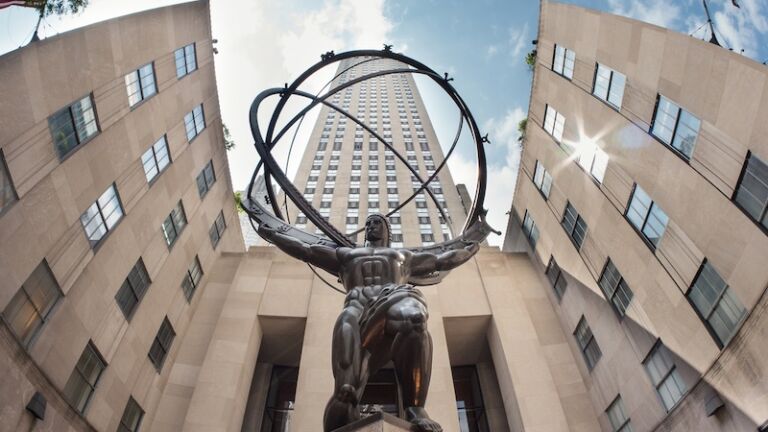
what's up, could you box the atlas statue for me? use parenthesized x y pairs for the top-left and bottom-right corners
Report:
(242, 48), (496, 431)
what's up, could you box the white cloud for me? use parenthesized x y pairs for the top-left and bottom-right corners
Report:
(607, 0), (681, 28)
(212, 0), (397, 191)
(508, 23), (529, 58)
(449, 107), (526, 246)
(486, 44), (499, 59)
(712, 0), (768, 56)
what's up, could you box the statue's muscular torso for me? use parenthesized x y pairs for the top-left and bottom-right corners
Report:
(337, 247), (413, 310)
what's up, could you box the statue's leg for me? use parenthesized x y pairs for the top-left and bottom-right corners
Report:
(323, 303), (366, 432)
(388, 296), (442, 432)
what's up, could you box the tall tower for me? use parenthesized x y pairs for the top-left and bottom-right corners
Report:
(286, 57), (467, 247)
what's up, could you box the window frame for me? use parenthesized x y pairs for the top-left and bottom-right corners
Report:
(532, 160), (552, 199)
(543, 104), (565, 143)
(686, 259), (747, 348)
(592, 63), (626, 110)
(80, 183), (125, 249)
(552, 44), (576, 79)
(125, 62), (157, 108)
(545, 256), (568, 300)
(162, 200), (188, 249)
(574, 316), (602, 371)
(196, 160), (217, 198)
(598, 259), (635, 318)
(561, 201), (587, 250)
(174, 43), (197, 78)
(148, 317), (176, 372)
(209, 210), (227, 249)
(642, 340), (687, 412)
(2, 260), (62, 348)
(732, 150), (768, 234)
(49, 93), (100, 160)
(115, 258), (151, 321)
(118, 396), (144, 432)
(624, 184), (669, 250)
(184, 104), (206, 142)
(649, 95), (700, 161)
(521, 210), (540, 248)
(141, 135), (171, 184)
(0, 148), (18, 216)
(605, 395), (632, 432)
(63, 341), (106, 414)
(181, 256), (203, 301)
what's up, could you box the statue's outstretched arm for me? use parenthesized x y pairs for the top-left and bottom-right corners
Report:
(258, 224), (341, 273)
(409, 241), (480, 276)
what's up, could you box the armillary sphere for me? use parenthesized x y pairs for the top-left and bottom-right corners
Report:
(242, 47), (498, 286)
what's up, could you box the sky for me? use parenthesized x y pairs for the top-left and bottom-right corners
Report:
(2, 0), (767, 246)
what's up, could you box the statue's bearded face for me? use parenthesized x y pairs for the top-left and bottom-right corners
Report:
(365, 215), (389, 245)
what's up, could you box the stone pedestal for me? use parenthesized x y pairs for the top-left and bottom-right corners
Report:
(332, 412), (416, 432)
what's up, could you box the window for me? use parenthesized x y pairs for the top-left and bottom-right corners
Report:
(574, 316), (602, 370)
(543, 105), (565, 143)
(115, 259), (150, 320)
(545, 256), (567, 300)
(593, 64), (626, 109)
(552, 44), (575, 79)
(733, 152), (768, 230)
(532, 161), (552, 198)
(606, 396), (632, 432)
(0, 150), (17, 214)
(688, 260), (746, 346)
(418, 216), (431, 224)
(626, 185), (668, 248)
(577, 141), (609, 183)
(389, 216), (401, 224)
(63, 342), (106, 413)
(452, 366), (490, 432)
(184, 104), (205, 141)
(421, 233), (434, 242)
(643, 342), (687, 411)
(209, 211), (227, 249)
(174, 43), (197, 78)
(148, 317), (175, 371)
(141, 135), (170, 183)
(296, 215), (307, 224)
(162, 201), (187, 248)
(49, 94), (99, 159)
(125, 62), (156, 107)
(598, 259), (634, 317)
(522, 210), (539, 248)
(181, 256), (203, 301)
(196, 160), (216, 198)
(80, 184), (124, 247)
(392, 233), (403, 242)
(561, 202), (587, 249)
(2, 260), (62, 347)
(651, 95), (700, 159)
(118, 397), (144, 432)
(261, 366), (298, 431)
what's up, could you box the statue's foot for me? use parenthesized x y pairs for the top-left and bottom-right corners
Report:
(405, 406), (442, 432)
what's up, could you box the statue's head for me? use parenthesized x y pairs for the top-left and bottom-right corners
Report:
(364, 214), (391, 248)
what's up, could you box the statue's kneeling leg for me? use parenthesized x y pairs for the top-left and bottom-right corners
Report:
(388, 297), (442, 432)
(324, 308), (364, 431)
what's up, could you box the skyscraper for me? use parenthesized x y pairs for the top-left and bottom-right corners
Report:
(286, 57), (467, 247)
(506, 2), (768, 431)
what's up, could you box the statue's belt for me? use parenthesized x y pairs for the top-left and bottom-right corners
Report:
(357, 284), (427, 332)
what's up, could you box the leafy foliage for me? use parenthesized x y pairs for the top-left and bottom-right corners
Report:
(234, 191), (244, 213)
(525, 49), (536, 72)
(223, 123), (235, 151)
(517, 118), (527, 144)
(26, 0), (89, 16)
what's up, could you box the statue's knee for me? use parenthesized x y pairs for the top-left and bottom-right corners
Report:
(335, 383), (358, 404)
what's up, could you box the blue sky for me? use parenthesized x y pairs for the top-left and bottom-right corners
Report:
(1, 0), (766, 244)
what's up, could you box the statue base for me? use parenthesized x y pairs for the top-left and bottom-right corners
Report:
(332, 412), (415, 432)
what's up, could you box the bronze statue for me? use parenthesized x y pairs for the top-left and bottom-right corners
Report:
(258, 214), (483, 432)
